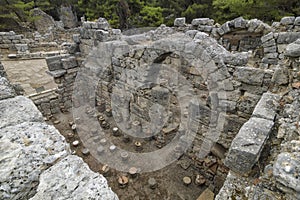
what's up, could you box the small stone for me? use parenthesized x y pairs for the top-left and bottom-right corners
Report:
(97, 146), (105, 154)
(81, 148), (90, 155)
(118, 175), (129, 188)
(100, 138), (107, 145)
(174, 18), (186, 27)
(128, 167), (138, 178)
(121, 151), (129, 161)
(72, 140), (80, 147)
(148, 178), (157, 189)
(109, 145), (117, 152)
(101, 164), (110, 176)
(183, 176), (192, 186)
(195, 174), (206, 186)
(53, 120), (60, 124)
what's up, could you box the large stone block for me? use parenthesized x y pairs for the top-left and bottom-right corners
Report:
(285, 38), (300, 57)
(30, 155), (118, 200)
(0, 96), (43, 129)
(234, 67), (265, 85)
(174, 18), (186, 27)
(252, 93), (280, 121)
(225, 117), (274, 174)
(46, 56), (63, 71)
(0, 122), (70, 200)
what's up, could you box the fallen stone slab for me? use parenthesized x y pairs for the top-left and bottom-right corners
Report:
(0, 96), (43, 129)
(0, 122), (70, 200)
(252, 92), (281, 121)
(224, 117), (274, 174)
(30, 155), (118, 200)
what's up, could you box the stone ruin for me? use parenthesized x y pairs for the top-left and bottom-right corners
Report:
(0, 14), (300, 199)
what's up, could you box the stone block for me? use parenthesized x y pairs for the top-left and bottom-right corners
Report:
(295, 16), (300, 26)
(285, 38), (300, 57)
(252, 92), (280, 121)
(277, 32), (300, 44)
(234, 67), (265, 85)
(192, 18), (214, 26)
(280, 16), (295, 25)
(61, 56), (77, 69)
(0, 122), (70, 199)
(261, 32), (274, 43)
(30, 155), (118, 200)
(174, 18), (186, 27)
(0, 96), (43, 129)
(225, 117), (274, 174)
(46, 56), (63, 71)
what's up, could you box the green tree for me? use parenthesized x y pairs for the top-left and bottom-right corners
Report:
(0, 0), (34, 30)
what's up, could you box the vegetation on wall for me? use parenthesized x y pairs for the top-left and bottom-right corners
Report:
(0, 0), (299, 31)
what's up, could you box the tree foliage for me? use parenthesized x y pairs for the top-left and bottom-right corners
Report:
(0, 0), (299, 31)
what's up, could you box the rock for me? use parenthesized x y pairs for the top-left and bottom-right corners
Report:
(59, 5), (77, 29)
(0, 122), (70, 200)
(46, 56), (63, 71)
(233, 16), (247, 29)
(285, 38), (300, 57)
(261, 32), (274, 43)
(234, 67), (265, 86)
(0, 77), (16, 100)
(280, 16), (296, 25)
(31, 8), (56, 33)
(225, 117), (274, 174)
(295, 16), (300, 26)
(272, 66), (289, 85)
(197, 188), (214, 200)
(174, 17), (186, 27)
(15, 44), (29, 54)
(277, 32), (300, 44)
(252, 92), (281, 121)
(30, 155), (118, 200)
(192, 18), (214, 26)
(0, 96), (43, 129)
(273, 152), (300, 199)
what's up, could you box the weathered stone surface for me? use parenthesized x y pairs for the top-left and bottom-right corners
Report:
(285, 38), (300, 57)
(192, 18), (214, 26)
(46, 56), (63, 71)
(0, 77), (16, 100)
(174, 17), (186, 27)
(295, 17), (300, 26)
(234, 67), (265, 85)
(0, 122), (70, 200)
(280, 16), (296, 25)
(272, 66), (289, 85)
(261, 32), (274, 43)
(277, 32), (300, 44)
(215, 171), (249, 200)
(32, 8), (56, 33)
(59, 5), (77, 29)
(273, 152), (300, 199)
(225, 117), (274, 174)
(30, 155), (118, 200)
(0, 96), (43, 129)
(252, 93), (280, 121)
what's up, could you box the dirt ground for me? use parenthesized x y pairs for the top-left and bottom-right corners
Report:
(1, 59), (56, 95)
(47, 110), (223, 200)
